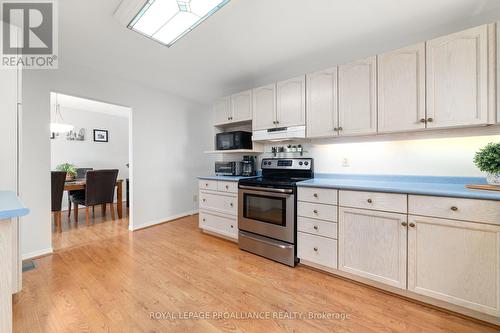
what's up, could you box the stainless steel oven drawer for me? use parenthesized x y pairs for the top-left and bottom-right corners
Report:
(239, 231), (296, 267)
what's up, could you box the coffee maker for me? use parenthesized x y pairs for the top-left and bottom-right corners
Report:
(241, 156), (256, 176)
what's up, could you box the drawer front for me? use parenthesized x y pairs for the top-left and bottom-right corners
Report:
(298, 232), (338, 268)
(409, 195), (500, 225)
(298, 217), (338, 239)
(199, 211), (238, 239)
(217, 181), (238, 193)
(199, 191), (237, 215)
(297, 202), (337, 222)
(199, 180), (218, 191)
(298, 187), (338, 205)
(339, 190), (407, 213)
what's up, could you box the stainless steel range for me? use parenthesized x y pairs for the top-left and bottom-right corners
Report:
(238, 158), (313, 266)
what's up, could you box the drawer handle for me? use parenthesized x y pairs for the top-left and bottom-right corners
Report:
(313, 225), (318, 230)
(313, 209), (318, 214)
(202, 218), (206, 222)
(202, 198), (206, 202)
(313, 193), (318, 198)
(230, 225), (234, 228)
(367, 199), (373, 203)
(409, 223), (416, 228)
(205, 183), (209, 187)
(230, 203), (234, 207)
(450, 206), (458, 211)
(313, 247), (318, 252)
(401, 222), (407, 227)
(225, 185), (229, 190)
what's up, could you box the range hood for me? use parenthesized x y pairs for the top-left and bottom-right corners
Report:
(253, 125), (306, 141)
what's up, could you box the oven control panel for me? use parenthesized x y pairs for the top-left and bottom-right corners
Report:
(261, 158), (313, 170)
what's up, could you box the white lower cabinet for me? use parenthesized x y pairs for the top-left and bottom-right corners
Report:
(198, 180), (238, 241)
(298, 232), (338, 269)
(338, 207), (408, 289)
(407, 215), (500, 317)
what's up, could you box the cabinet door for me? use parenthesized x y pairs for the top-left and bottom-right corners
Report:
(306, 68), (339, 138)
(214, 96), (231, 125)
(338, 57), (377, 135)
(338, 207), (407, 289)
(231, 90), (252, 122)
(408, 216), (500, 317)
(252, 83), (276, 130)
(426, 25), (488, 128)
(276, 75), (306, 128)
(378, 43), (426, 133)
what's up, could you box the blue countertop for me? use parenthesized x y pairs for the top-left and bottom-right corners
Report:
(297, 174), (500, 201)
(198, 175), (259, 182)
(0, 191), (29, 220)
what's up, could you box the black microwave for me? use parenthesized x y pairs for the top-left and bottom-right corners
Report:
(216, 131), (252, 150)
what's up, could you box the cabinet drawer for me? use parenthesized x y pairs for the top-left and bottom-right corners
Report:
(298, 217), (337, 239)
(199, 191), (237, 215)
(199, 210), (238, 239)
(409, 195), (500, 225)
(217, 181), (238, 193)
(339, 190), (407, 213)
(298, 187), (338, 204)
(199, 180), (218, 191)
(297, 202), (337, 222)
(298, 232), (338, 268)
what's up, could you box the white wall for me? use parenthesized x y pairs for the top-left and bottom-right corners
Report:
(21, 63), (213, 259)
(51, 106), (130, 210)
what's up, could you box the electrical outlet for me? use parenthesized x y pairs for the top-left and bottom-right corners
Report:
(193, 194), (198, 202)
(342, 158), (350, 167)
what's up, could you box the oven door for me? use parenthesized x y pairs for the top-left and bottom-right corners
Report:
(238, 185), (295, 243)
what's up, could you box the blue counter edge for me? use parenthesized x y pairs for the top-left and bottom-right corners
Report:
(0, 191), (30, 220)
(296, 174), (500, 201)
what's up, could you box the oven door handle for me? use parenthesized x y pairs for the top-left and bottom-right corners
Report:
(238, 185), (293, 194)
(239, 231), (293, 249)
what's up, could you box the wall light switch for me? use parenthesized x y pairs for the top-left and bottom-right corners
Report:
(342, 158), (350, 167)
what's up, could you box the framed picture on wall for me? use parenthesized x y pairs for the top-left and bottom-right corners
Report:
(93, 129), (108, 142)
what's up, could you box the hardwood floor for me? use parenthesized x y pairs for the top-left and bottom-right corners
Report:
(14, 215), (499, 333)
(51, 205), (129, 251)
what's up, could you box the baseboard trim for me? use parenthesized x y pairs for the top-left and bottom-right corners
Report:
(130, 210), (198, 231)
(22, 247), (53, 260)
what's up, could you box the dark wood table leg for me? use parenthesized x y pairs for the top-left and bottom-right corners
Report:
(117, 181), (123, 219)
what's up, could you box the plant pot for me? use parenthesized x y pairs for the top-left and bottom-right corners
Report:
(65, 174), (75, 181)
(486, 173), (500, 185)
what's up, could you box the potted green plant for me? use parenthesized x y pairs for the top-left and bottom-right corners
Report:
(474, 142), (500, 185)
(56, 163), (77, 181)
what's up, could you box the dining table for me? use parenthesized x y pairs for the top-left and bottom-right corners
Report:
(64, 179), (124, 219)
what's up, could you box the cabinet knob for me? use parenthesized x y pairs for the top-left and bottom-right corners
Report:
(225, 185), (229, 190)
(313, 209), (318, 214)
(338, 127), (343, 131)
(420, 118), (426, 123)
(333, 128), (338, 131)
(230, 225), (234, 228)
(313, 225), (318, 230)
(427, 117), (433, 122)
(450, 206), (458, 211)
(227, 117), (230, 120)
(205, 183), (209, 187)
(367, 198), (373, 203)
(202, 198), (206, 202)
(409, 223), (416, 228)
(230, 203), (234, 207)
(313, 247), (318, 252)
(401, 222), (408, 227)
(276, 121), (280, 124)
(202, 218), (206, 222)
(313, 193), (318, 198)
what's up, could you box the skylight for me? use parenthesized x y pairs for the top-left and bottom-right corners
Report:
(129, 0), (230, 47)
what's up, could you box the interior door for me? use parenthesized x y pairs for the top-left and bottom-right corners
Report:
(214, 96), (231, 125)
(378, 43), (426, 133)
(276, 75), (306, 128)
(231, 90), (252, 122)
(426, 25), (488, 128)
(408, 215), (500, 317)
(338, 207), (407, 289)
(306, 68), (338, 138)
(338, 57), (377, 136)
(252, 83), (276, 131)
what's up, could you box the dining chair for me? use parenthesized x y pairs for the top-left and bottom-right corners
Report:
(68, 167), (93, 218)
(70, 169), (119, 225)
(51, 171), (67, 233)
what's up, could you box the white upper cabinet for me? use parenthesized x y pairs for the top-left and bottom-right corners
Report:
(338, 57), (377, 136)
(306, 68), (339, 138)
(378, 43), (426, 133)
(214, 96), (231, 125)
(252, 83), (277, 131)
(276, 75), (306, 128)
(231, 90), (252, 122)
(426, 25), (488, 128)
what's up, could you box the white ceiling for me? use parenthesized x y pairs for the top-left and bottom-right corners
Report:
(59, 0), (500, 104)
(51, 92), (131, 118)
